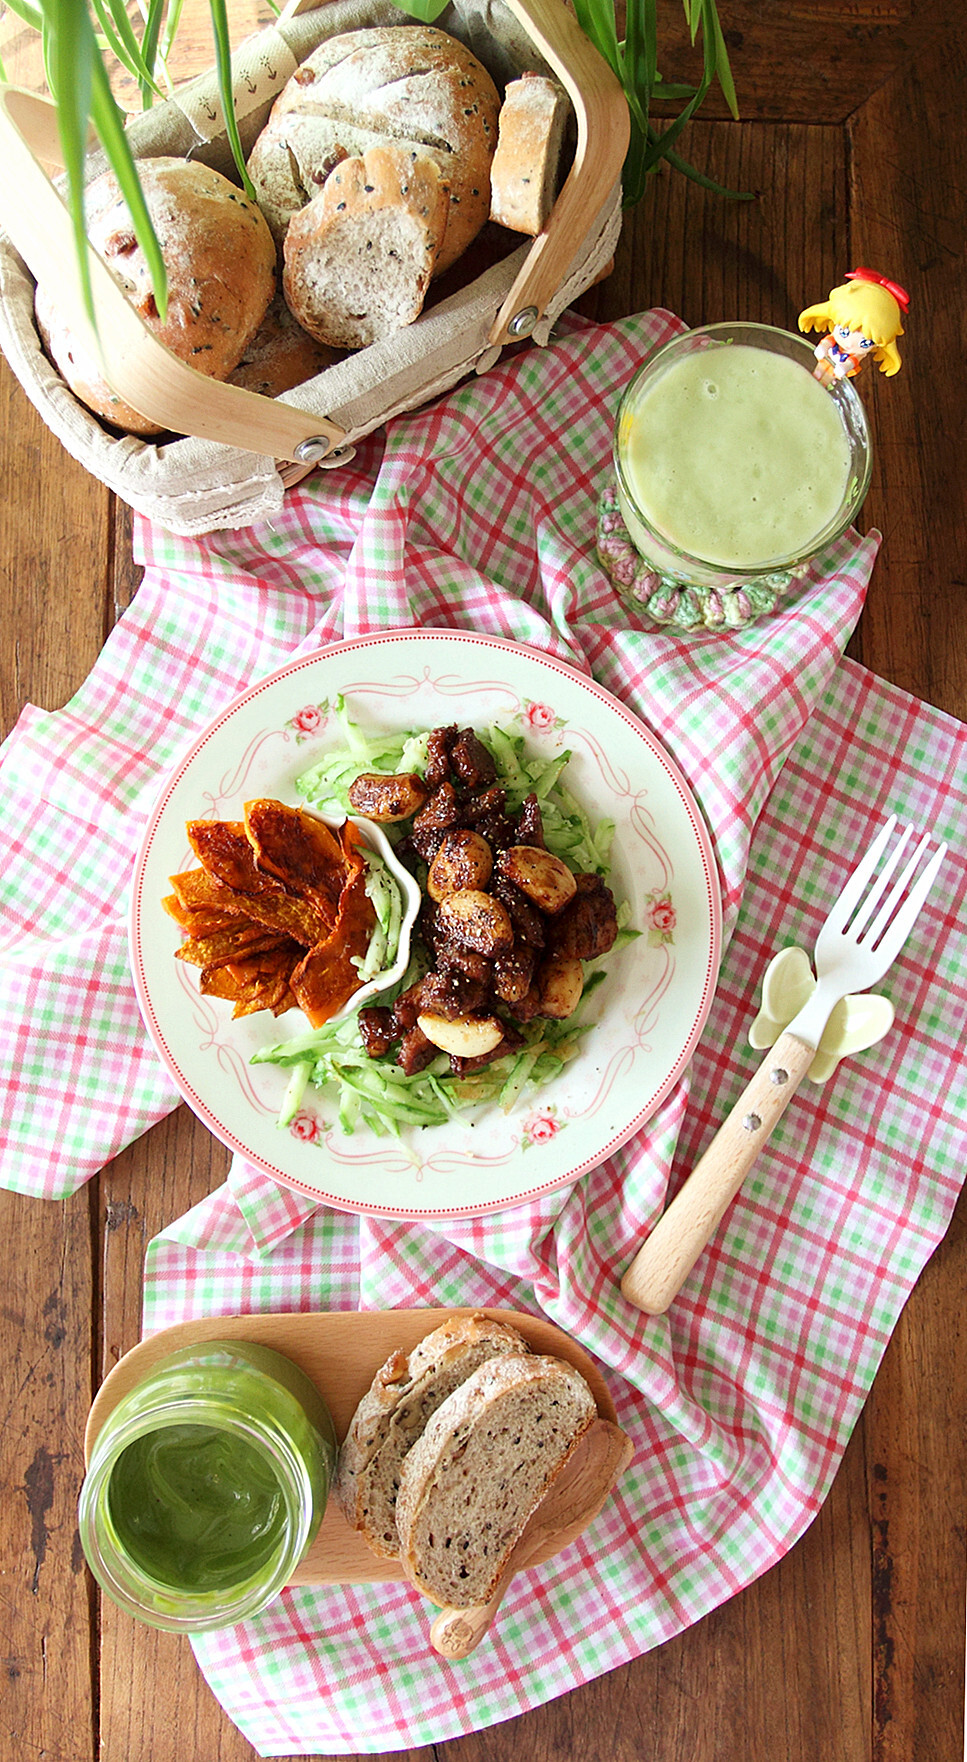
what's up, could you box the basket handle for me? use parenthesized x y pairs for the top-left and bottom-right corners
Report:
(0, 85), (348, 463)
(486, 0), (629, 346)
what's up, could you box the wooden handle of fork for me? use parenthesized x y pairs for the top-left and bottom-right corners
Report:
(620, 1032), (816, 1315)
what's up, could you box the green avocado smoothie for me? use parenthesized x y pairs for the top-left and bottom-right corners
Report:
(79, 1340), (337, 1632)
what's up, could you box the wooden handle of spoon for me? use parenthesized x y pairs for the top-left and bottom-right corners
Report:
(620, 1031), (815, 1316)
(428, 1418), (633, 1661)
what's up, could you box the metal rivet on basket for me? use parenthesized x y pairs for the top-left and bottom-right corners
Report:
(507, 306), (539, 338)
(293, 436), (333, 463)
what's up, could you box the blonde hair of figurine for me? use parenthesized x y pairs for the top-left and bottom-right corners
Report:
(798, 272), (907, 376)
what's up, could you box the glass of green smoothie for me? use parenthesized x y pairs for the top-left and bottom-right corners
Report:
(610, 322), (872, 623)
(79, 1341), (337, 1632)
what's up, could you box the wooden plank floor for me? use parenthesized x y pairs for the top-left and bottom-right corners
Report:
(1, 1), (965, 1757)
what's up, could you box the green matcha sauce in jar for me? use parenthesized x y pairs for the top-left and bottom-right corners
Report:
(79, 1341), (337, 1631)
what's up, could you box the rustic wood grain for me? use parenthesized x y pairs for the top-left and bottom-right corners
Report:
(0, 0), (965, 1757)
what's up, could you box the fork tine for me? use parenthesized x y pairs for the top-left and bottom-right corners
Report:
(847, 822), (915, 938)
(868, 837), (948, 961)
(864, 830), (933, 945)
(821, 813), (897, 936)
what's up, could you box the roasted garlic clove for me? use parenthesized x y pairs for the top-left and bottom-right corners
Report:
(437, 888), (514, 955)
(537, 954), (584, 1019)
(426, 829), (494, 902)
(416, 1011), (505, 1057)
(346, 772), (429, 821)
(497, 845), (578, 915)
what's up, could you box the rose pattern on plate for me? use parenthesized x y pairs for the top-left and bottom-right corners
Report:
(521, 1107), (562, 1150)
(289, 1110), (326, 1143)
(523, 699), (565, 736)
(645, 890), (676, 946)
(287, 701), (330, 743)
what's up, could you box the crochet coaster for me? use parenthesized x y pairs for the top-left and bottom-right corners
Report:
(596, 477), (798, 631)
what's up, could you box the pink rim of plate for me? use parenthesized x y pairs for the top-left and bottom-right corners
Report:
(129, 628), (723, 1219)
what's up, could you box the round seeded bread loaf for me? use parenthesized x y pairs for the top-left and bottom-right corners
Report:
(35, 157), (276, 435)
(248, 24), (499, 276)
(283, 145), (450, 350)
(336, 1312), (529, 1559)
(227, 293), (339, 396)
(395, 1353), (597, 1608)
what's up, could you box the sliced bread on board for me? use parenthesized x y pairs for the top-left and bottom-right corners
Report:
(336, 1312), (529, 1559)
(395, 1352), (598, 1607)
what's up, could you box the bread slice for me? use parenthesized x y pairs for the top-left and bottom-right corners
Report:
(336, 1312), (529, 1558)
(489, 74), (569, 237)
(282, 146), (450, 349)
(249, 113), (439, 246)
(395, 1353), (597, 1607)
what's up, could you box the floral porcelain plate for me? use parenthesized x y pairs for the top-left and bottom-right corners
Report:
(130, 630), (722, 1219)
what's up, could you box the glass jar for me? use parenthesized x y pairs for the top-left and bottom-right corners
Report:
(79, 1340), (337, 1633)
(606, 322), (872, 626)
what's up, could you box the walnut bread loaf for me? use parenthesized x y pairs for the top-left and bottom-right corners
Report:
(35, 157), (276, 435)
(336, 1312), (529, 1559)
(395, 1353), (598, 1608)
(248, 25), (500, 278)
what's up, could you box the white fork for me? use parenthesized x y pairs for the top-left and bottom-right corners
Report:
(621, 816), (948, 1316)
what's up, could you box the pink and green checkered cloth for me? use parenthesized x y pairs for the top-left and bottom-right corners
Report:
(2, 312), (965, 1755)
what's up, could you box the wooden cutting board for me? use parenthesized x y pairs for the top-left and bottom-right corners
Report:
(85, 1307), (623, 1585)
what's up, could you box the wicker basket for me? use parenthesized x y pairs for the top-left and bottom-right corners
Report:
(0, 0), (628, 534)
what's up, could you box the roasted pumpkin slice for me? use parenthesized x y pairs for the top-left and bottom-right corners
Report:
(175, 919), (292, 971)
(187, 818), (330, 946)
(243, 800), (350, 928)
(289, 869), (377, 1027)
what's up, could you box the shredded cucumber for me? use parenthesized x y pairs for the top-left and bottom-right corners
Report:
(254, 707), (636, 1135)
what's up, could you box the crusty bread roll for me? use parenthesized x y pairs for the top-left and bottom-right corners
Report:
(489, 74), (569, 237)
(336, 1312), (529, 1559)
(395, 1353), (598, 1608)
(283, 145), (450, 350)
(248, 25), (500, 276)
(227, 293), (339, 396)
(35, 157), (276, 435)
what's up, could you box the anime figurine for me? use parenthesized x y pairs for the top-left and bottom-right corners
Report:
(798, 269), (909, 384)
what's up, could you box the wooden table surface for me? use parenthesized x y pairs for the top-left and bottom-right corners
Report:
(1, 1), (965, 1757)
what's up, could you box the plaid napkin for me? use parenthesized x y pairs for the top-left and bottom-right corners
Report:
(1, 311), (965, 1754)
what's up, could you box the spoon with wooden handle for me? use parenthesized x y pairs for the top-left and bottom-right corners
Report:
(428, 1417), (633, 1660)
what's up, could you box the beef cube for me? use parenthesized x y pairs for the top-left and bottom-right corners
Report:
(462, 784), (507, 823)
(548, 873), (618, 960)
(413, 781), (462, 830)
(417, 969), (489, 1020)
(493, 945), (537, 1004)
(397, 1024), (437, 1075)
(492, 873), (546, 949)
(392, 979), (425, 1033)
(425, 725), (457, 788)
(410, 823), (446, 864)
(502, 979), (545, 1023)
(436, 942), (493, 984)
(473, 811), (517, 851)
(517, 792), (546, 848)
(450, 729), (497, 789)
(358, 1006), (398, 1058)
